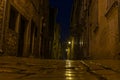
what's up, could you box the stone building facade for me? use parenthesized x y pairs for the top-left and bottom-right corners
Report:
(0, 0), (6, 54)
(71, 0), (120, 59)
(0, 0), (49, 57)
(88, 0), (120, 59)
(70, 0), (89, 59)
(48, 7), (62, 59)
(39, 0), (50, 59)
(52, 23), (61, 59)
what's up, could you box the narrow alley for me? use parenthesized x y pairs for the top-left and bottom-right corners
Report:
(0, 0), (120, 80)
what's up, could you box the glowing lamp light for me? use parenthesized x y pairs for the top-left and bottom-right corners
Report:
(68, 41), (71, 44)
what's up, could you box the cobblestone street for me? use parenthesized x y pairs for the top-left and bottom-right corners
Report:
(0, 56), (119, 80)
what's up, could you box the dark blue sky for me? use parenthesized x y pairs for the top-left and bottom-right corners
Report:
(49, 0), (73, 42)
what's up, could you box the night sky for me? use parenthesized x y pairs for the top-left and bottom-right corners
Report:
(49, 0), (73, 42)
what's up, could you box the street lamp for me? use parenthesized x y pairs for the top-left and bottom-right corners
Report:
(68, 41), (71, 45)
(67, 41), (72, 59)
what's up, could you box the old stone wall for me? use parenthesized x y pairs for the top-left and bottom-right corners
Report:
(5, 29), (18, 56)
(88, 0), (99, 59)
(3, 0), (41, 56)
(0, 0), (5, 51)
(88, 0), (119, 59)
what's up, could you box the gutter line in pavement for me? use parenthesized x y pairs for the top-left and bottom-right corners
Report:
(80, 61), (108, 80)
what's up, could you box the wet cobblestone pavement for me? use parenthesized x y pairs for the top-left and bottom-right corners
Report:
(0, 56), (120, 80)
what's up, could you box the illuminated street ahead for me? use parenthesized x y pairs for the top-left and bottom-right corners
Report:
(0, 56), (120, 80)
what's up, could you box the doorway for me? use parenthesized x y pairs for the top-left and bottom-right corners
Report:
(17, 15), (28, 57)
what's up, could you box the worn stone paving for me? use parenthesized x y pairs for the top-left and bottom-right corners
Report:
(0, 56), (119, 80)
